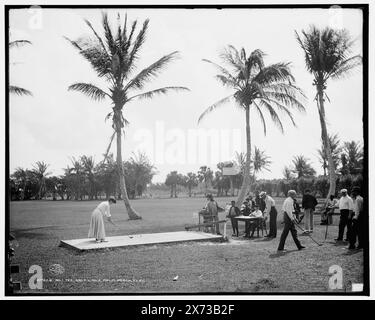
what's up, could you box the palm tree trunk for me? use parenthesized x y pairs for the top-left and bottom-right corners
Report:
(115, 118), (142, 220)
(237, 106), (251, 206)
(317, 88), (336, 199)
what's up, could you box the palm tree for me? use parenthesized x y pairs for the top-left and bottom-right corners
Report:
(65, 158), (85, 200)
(9, 39), (33, 96)
(282, 166), (295, 180)
(81, 155), (96, 200)
(185, 172), (198, 197)
(252, 146), (271, 181)
(317, 133), (341, 176)
(11, 167), (30, 200)
(292, 155), (316, 178)
(197, 166), (214, 194)
(66, 13), (189, 219)
(32, 161), (51, 200)
(198, 46), (305, 205)
(342, 141), (363, 174)
(165, 171), (179, 198)
(296, 26), (362, 198)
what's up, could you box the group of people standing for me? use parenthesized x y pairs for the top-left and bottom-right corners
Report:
(224, 191), (278, 239)
(203, 186), (365, 252)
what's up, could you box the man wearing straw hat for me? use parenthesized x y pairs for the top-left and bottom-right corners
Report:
(277, 190), (305, 252)
(335, 189), (354, 242)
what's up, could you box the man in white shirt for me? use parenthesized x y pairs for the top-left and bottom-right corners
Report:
(335, 189), (354, 242)
(277, 190), (305, 252)
(348, 186), (364, 249)
(261, 192), (278, 238)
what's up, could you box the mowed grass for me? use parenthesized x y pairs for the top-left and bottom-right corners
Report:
(9, 197), (364, 294)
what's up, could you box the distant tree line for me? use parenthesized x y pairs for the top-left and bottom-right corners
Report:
(9, 152), (155, 201)
(162, 139), (363, 198)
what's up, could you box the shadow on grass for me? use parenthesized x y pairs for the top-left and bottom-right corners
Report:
(269, 249), (299, 258)
(13, 230), (53, 240)
(342, 248), (363, 256)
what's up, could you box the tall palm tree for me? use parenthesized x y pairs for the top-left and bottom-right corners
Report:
(66, 13), (189, 219)
(32, 161), (51, 200)
(292, 155), (316, 178)
(9, 39), (33, 96)
(198, 46), (305, 205)
(296, 26), (362, 198)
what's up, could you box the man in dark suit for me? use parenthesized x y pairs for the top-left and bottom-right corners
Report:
(227, 200), (241, 237)
(302, 189), (318, 234)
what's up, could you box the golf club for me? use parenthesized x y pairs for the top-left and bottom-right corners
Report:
(294, 221), (323, 246)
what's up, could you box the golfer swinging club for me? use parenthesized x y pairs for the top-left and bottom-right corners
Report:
(88, 196), (117, 243)
(277, 190), (305, 252)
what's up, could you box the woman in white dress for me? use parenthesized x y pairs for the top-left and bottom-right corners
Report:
(88, 197), (116, 242)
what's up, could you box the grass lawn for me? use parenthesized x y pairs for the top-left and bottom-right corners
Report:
(9, 197), (364, 294)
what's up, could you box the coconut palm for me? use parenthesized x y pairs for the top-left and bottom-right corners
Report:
(282, 166), (295, 181)
(252, 146), (271, 181)
(11, 167), (30, 200)
(66, 13), (189, 219)
(9, 39), (33, 96)
(296, 26), (362, 198)
(32, 161), (51, 200)
(81, 155), (96, 200)
(185, 172), (198, 197)
(292, 155), (316, 178)
(317, 133), (341, 176)
(342, 140), (363, 174)
(198, 46), (305, 205)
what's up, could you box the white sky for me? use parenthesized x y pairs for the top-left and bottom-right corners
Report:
(9, 8), (363, 182)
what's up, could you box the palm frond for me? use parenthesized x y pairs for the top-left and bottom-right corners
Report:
(257, 99), (284, 133)
(84, 18), (110, 57)
(252, 101), (267, 135)
(263, 97), (297, 127)
(262, 90), (306, 112)
(202, 59), (238, 86)
(253, 62), (295, 86)
(68, 83), (109, 101)
(9, 85), (32, 96)
(127, 19), (149, 68)
(127, 86), (189, 102)
(125, 51), (180, 91)
(198, 95), (234, 123)
(9, 40), (32, 48)
(329, 55), (362, 80)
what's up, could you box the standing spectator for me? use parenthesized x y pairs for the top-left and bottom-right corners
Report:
(335, 189), (354, 242)
(241, 200), (252, 237)
(205, 194), (223, 235)
(254, 190), (261, 207)
(320, 195), (337, 225)
(302, 189), (318, 234)
(294, 198), (303, 223)
(261, 192), (278, 238)
(227, 200), (241, 237)
(348, 187), (364, 250)
(277, 190), (305, 252)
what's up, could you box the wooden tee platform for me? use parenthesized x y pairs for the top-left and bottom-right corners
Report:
(60, 231), (223, 251)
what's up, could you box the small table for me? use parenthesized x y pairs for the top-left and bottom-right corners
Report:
(234, 215), (266, 237)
